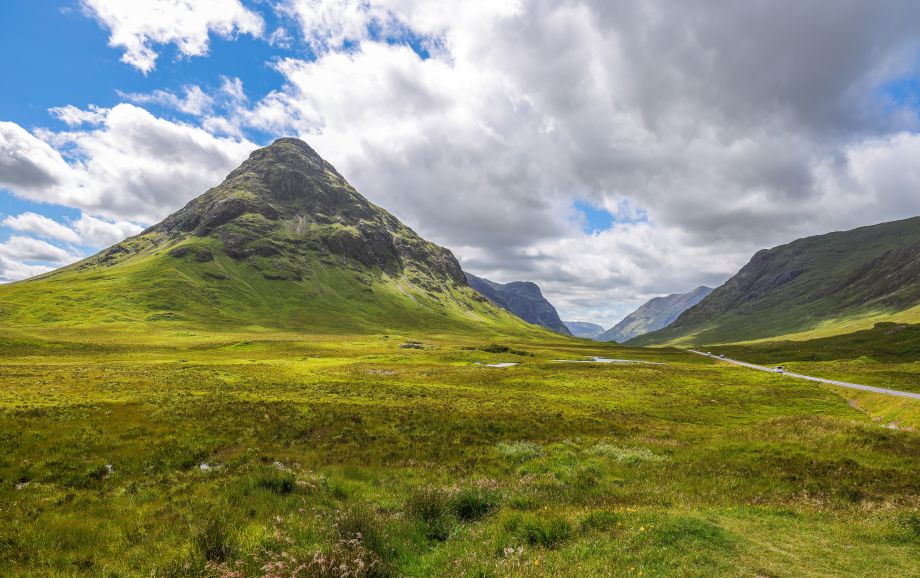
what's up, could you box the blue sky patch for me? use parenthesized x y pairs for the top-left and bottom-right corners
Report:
(574, 200), (615, 234)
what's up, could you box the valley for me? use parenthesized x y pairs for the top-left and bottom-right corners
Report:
(1, 138), (918, 577)
(1, 325), (919, 576)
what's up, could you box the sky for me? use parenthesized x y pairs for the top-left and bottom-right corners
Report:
(3, 1), (920, 327)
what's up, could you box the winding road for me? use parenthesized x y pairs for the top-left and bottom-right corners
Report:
(688, 350), (920, 400)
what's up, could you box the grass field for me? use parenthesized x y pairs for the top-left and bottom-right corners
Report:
(2, 325), (919, 577)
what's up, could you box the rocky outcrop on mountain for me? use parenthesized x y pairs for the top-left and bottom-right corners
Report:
(146, 138), (466, 285)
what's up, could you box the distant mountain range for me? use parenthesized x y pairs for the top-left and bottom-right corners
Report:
(563, 321), (606, 339)
(598, 286), (713, 343)
(465, 274), (571, 334)
(633, 217), (920, 346)
(0, 138), (535, 335)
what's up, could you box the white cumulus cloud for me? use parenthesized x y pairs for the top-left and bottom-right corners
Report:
(1, 104), (255, 223)
(80, 0), (264, 73)
(1, 212), (82, 244)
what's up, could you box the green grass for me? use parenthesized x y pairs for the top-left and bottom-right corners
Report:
(703, 321), (920, 429)
(0, 325), (918, 576)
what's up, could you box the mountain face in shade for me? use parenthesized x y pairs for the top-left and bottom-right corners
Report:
(465, 273), (571, 334)
(564, 321), (606, 339)
(599, 286), (713, 343)
(633, 217), (920, 346)
(0, 138), (532, 334)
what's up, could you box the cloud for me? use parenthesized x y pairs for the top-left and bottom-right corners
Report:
(49, 104), (108, 126)
(1, 104), (255, 224)
(0, 122), (74, 190)
(230, 0), (920, 324)
(119, 85), (215, 116)
(1, 213), (82, 244)
(0, 257), (54, 284)
(0, 236), (80, 265)
(80, 0), (264, 73)
(72, 214), (144, 247)
(9, 0), (920, 323)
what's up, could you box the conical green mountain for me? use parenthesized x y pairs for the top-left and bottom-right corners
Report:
(0, 138), (531, 334)
(633, 216), (920, 346)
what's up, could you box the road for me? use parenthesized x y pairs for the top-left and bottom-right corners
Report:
(688, 350), (920, 400)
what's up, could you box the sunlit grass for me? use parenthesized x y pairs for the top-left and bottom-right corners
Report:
(0, 327), (918, 576)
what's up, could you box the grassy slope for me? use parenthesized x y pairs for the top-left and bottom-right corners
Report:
(1, 326), (918, 577)
(0, 234), (534, 338)
(702, 322), (920, 429)
(634, 217), (920, 346)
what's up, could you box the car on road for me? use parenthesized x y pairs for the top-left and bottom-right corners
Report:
(719, 354), (725, 359)
(774, 366), (785, 373)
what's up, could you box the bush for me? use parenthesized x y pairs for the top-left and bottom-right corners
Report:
(252, 469), (296, 495)
(505, 513), (572, 549)
(195, 515), (236, 562)
(308, 536), (384, 578)
(579, 510), (619, 532)
(899, 511), (920, 539)
(451, 487), (499, 522)
(477, 343), (532, 356)
(497, 441), (543, 464)
(335, 504), (392, 562)
(407, 487), (454, 541)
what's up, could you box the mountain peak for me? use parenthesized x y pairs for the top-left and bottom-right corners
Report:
(7, 139), (533, 333)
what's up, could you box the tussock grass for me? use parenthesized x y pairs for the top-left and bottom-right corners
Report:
(0, 327), (918, 575)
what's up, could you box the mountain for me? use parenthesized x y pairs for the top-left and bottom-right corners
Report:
(0, 138), (534, 335)
(465, 273), (571, 334)
(598, 286), (713, 343)
(633, 217), (920, 346)
(564, 321), (606, 339)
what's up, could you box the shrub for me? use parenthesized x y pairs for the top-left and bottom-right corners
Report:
(480, 344), (510, 353)
(407, 487), (454, 541)
(195, 515), (236, 563)
(899, 511), (920, 539)
(308, 536), (383, 578)
(478, 344), (533, 356)
(451, 487), (500, 522)
(579, 510), (619, 533)
(497, 441), (543, 464)
(505, 513), (572, 549)
(252, 469), (296, 495)
(334, 504), (392, 562)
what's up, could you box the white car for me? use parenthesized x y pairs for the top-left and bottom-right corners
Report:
(774, 366), (785, 374)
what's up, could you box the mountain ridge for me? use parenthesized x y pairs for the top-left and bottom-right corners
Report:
(564, 321), (606, 339)
(598, 286), (713, 343)
(465, 273), (571, 334)
(632, 216), (920, 345)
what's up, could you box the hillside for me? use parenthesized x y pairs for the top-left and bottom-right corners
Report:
(633, 217), (920, 346)
(0, 138), (534, 335)
(599, 286), (712, 343)
(564, 321), (606, 339)
(465, 273), (571, 334)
